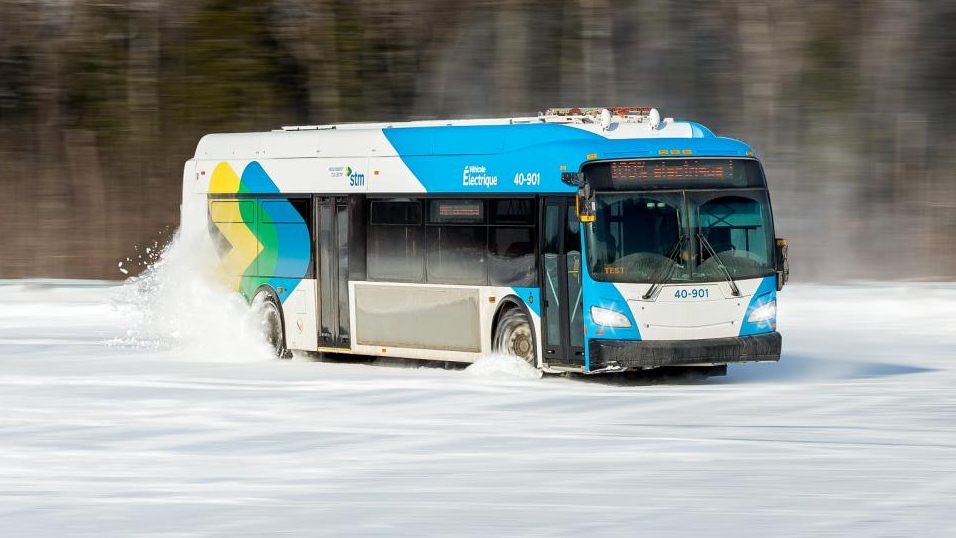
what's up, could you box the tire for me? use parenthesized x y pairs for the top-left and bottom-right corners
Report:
(493, 306), (536, 368)
(253, 291), (291, 359)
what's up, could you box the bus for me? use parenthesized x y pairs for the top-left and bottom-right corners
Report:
(181, 107), (788, 375)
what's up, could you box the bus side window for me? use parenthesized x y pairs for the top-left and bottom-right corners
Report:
(425, 199), (486, 285)
(367, 199), (424, 282)
(426, 225), (487, 285)
(489, 227), (534, 286)
(488, 199), (535, 287)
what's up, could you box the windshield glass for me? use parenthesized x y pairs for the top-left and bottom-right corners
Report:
(587, 189), (775, 284)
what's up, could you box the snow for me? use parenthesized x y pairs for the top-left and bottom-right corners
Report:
(2, 253), (956, 535)
(465, 353), (543, 380)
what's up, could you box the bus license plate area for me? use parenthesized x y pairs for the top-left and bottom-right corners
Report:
(661, 285), (720, 302)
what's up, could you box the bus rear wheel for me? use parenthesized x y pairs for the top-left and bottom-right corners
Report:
(253, 291), (291, 359)
(494, 307), (536, 368)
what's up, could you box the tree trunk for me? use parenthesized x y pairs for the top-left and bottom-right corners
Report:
(495, 0), (529, 114)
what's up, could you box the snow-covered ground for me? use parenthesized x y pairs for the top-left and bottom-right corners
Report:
(2, 271), (955, 535)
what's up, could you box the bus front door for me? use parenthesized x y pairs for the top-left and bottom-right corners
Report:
(316, 196), (350, 349)
(540, 197), (585, 366)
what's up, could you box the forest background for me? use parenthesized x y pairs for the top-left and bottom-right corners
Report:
(1, 0), (954, 281)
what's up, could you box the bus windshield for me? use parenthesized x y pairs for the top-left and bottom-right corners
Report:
(586, 189), (776, 284)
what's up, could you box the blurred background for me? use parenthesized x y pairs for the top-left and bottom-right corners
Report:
(1, 0), (954, 281)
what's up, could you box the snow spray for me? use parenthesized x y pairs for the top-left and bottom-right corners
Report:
(110, 225), (273, 362)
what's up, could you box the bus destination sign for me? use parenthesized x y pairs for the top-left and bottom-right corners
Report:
(610, 159), (735, 181)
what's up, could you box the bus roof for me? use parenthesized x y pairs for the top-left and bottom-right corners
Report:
(193, 108), (754, 161)
(190, 109), (758, 196)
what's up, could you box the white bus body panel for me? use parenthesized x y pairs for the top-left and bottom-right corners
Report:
(284, 279), (318, 352)
(190, 156), (426, 195)
(615, 279), (765, 340)
(349, 281), (542, 365)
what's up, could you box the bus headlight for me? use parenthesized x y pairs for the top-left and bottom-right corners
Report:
(591, 306), (632, 328)
(747, 300), (776, 323)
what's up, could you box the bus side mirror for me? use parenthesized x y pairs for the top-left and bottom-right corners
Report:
(561, 171), (595, 223)
(775, 238), (789, 290)
(576, 185), (595, 223)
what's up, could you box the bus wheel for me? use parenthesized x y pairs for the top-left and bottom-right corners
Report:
(253, 291), (291, 359)
(494, 307), (536, 367)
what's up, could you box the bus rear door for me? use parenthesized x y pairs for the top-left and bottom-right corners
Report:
(316, 196), (351, 349)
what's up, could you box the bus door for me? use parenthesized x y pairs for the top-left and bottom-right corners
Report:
(540, 197), (585, 365)
(316, 196), (350, 349)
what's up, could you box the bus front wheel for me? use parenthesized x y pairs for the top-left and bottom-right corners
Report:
(494, 307), (536, 368)
(253, 291), (291, 359)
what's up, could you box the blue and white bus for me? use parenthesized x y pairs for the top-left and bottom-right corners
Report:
(181, 107), (788, 374)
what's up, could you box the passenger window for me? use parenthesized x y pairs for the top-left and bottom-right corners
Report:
(367, 200), (424, 282)
(489, 227), (534, 286)
(426, 226), (486, 285)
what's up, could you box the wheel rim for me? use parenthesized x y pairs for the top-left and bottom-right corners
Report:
(497, 309), (535, 366)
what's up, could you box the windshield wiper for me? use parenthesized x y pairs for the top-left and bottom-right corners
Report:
(642, 236), (684, 300)
(698, 231), (740, 297)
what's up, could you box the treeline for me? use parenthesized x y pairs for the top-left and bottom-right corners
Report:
(1, 0), (954, 280)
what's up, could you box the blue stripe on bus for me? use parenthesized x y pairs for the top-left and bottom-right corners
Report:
(738, 276), (778, 336)
(259, 201), (311, 284)
(579, 224), (639, 372)
(582, 280), (641, 341)
(382, 124), (755, 194)
(511, 287), (541, 318)
(239, 161), (280, 194)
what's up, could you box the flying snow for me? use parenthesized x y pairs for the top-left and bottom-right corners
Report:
(108, 227), (272, 362)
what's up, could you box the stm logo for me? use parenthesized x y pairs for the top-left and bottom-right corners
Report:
(345, 166), (366, 187)
(329, 164), (366, 188)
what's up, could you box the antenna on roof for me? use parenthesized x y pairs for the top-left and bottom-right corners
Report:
(648, 108), (661, 130)
(599, 108), (612, 131)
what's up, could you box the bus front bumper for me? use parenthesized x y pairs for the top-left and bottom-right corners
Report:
(587, 332), (781, 372)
